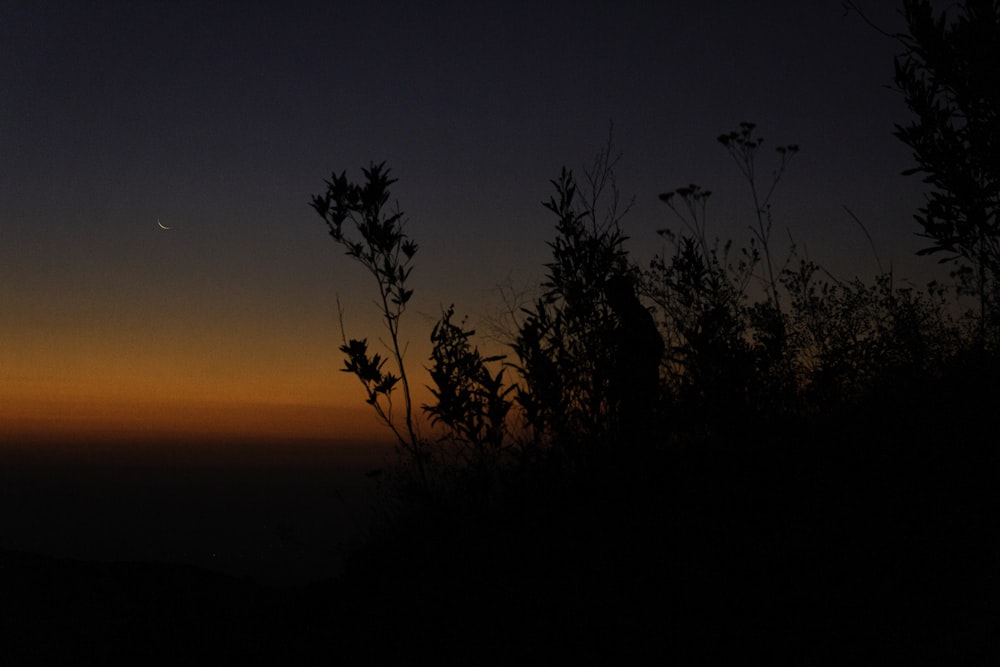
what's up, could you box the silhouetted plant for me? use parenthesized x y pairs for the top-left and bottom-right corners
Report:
(649, 218), (756, 422)
(512, 138), (646, 453)
(782, 261), (881, 403)
(780, 257), (961, 406)
(646, 120), (977, 423)
(307, 129), (998, 665)
(650, 125), (802, 424)
(868, 273), (960, 385)
(424, 305), (515, 464)
(717, 122), (800, 311)
(893, 0), (1000, 348)
(308, 123), (974, 503)
(310, 163), (427, 480)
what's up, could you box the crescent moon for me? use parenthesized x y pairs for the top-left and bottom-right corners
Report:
(157, 219), (171, 230)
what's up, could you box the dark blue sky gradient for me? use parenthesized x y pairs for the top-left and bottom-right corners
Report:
(1, 1), (935, 440)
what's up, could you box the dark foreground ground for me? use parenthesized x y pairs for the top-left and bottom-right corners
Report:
(2, 405), (999, 665)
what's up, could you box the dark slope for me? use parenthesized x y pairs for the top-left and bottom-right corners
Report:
(3, 370), (999, 665)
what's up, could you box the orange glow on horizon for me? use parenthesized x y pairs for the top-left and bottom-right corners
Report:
(0, 394), (392, 445)
(1, 289), (439, 447)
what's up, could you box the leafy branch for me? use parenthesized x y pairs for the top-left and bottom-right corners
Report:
(424, 305), (515, 463)
(311, 163), (425, 478)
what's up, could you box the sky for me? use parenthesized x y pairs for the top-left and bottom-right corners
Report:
(1, 1), (932, 446)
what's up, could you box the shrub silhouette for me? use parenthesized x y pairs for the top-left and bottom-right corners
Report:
(510, 140), (649, 459)
(894, 0), (1000, 349)
(423, 305), (516, 470)
(646, 121), (980, 432)
(650, 125), (800, 428)
(310, 125), (978, 479)
(309, 124), (1000, 664)
(649, 201), (759, 428)
(303, 24), (1000, 661)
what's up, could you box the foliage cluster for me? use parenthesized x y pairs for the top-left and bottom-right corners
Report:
(311, 1), (999, 499)
(313, 145), (984, 496)
(310, 126), (979, 495)
(511, 153), (635, 455)
(303, 4), (999, 660)
(424, 305), (515, 464)
(892, 0), (1000, 347)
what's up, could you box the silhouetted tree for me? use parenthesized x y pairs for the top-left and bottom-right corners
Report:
(512, 139), (643, 454)
(893, 0), (1000, 347)
(310, 163), (427, 480)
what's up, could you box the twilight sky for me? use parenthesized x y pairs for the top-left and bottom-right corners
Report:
(1, 1), (933, 445)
